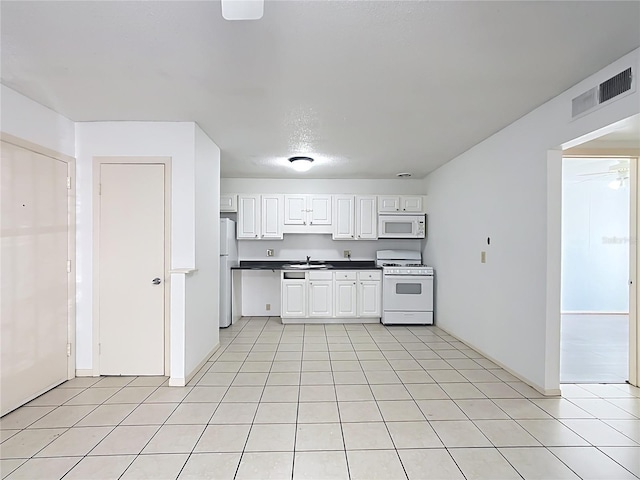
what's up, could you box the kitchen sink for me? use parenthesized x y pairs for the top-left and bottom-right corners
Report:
(282, 263), (333, 269)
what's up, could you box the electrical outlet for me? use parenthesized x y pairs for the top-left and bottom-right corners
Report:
(481, 251), (486, 263)
(343, 250), (351, 258)
(266, 249), (274, 257)
(265, 303), (271, 311)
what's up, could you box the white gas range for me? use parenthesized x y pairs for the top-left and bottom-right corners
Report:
(376, 250), (434, 325)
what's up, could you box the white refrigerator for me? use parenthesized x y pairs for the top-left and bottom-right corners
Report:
(219, 218), (238, 328)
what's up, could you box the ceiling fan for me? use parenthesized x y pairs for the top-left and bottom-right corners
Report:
(575, 160), (630, 189)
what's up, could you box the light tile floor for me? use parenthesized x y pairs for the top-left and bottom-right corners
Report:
(561, 314), (629, 383)
(1, 317), (639, 479)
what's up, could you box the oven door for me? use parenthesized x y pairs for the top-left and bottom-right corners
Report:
(383, 275), (433, 311)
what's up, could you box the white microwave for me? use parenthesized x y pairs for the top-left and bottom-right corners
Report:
(378, 214), (426, 239)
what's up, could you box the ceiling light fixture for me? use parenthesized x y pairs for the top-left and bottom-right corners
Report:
(396, 173), (412, 178)
(221, 0), (264, 20)
(289, 156), (314, 172)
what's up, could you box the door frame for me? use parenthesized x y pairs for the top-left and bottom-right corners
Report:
(92, 156), (172, 376)
(1, 132), (76, 381)
(630, 157), (639, 386)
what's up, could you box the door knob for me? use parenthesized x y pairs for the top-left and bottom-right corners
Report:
(152, 277), (161, 285)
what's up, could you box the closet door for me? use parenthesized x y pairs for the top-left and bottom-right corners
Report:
(1, 141), (69, 415)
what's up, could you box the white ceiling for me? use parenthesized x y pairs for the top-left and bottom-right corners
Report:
(570, 114), (640, 151)
(2, 1), (639, 179)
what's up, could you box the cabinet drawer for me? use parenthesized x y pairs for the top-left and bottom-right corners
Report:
(358, 271), (381, 281)
(334, 271), (357, 281)
(309, 271), (333, 280)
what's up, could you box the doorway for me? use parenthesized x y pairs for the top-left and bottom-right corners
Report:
(93, 157), (171, 376)
(560, 157), (631, 383)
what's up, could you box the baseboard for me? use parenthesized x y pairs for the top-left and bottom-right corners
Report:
(436, 326), (559, 397)
(169, 342), (221, 387)
(75, 369), (97, 377)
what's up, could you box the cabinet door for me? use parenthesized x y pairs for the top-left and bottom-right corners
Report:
(220, 194), (237, 212)
(358, 281), (381, 317)
(401, 196), (423, 213)
(356, 195), (377, 239)
(262, 194), (283, 239)
(308, 281), (333, 317)
(237, 195), (261, 239)
(378, 196), (400, 212)
(333, 195), (355, 240)
(282, 280), (307, 317)
(284, 195), (307, 225)
(309, 195), (332, 225)
(334, 281), (357, 317)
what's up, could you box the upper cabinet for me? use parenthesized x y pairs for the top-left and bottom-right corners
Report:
(356, 195), (377, 239)
(333, 195), (355, 240)
(220, 194), (237, 212)
(284, 194), (332, 226)
(238, 192), (425, 239)
(333, 195), (377, 240)
(237, 194), (283, 239)
(378, 195), (424, 213)
(284, 195), (332, 234)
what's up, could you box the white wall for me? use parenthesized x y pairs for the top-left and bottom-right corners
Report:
(562, 159), (630, 313)
(422, 49), (639, 393)
(0, 85), (75, 157)
(221, 178), (426, 195)
(76, 122), (219, 386)
(185, 126), (221, 377)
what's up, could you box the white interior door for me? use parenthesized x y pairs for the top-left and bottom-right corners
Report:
(1, 141), (69, 415)
(630, 157), (639, 387)
(99, 163), (165, 375)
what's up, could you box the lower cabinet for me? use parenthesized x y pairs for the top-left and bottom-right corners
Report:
(308, 280), (333, 317)
(281, 270), (381, 321)
(281, 278), (307, 317)
(335, 281), (357, 317)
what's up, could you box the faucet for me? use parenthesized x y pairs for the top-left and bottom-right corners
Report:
(306, 255), (311, 265)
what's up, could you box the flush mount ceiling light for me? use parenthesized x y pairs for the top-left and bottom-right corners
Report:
(221, 0), (264, 20)
(396, 172), (412, 178)
(289, 156), (314, 172)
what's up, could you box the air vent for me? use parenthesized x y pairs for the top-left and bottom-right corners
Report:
(599, 67), (632, 103)
(571, 67), (634, 119)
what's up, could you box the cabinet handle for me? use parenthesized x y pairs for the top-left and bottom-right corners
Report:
(255, 234), (258, 238)
(310, 221), (313, 225)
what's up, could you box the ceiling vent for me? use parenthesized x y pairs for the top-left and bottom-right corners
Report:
(571, 67), (634, 119)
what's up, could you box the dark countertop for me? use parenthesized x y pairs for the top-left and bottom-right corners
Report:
(232, 260), (380, 271)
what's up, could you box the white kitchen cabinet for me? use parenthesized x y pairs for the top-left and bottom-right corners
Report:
(261, 194), (284, 239)
(220, 194), (237, 212)
(357, 271), (382, 318)
(333, 195), (355, 240)
(308, 280), (333, 317)
(378, 195), (424, 213)
(401, 196), (423, 213)
(334, 280), (357, 317)
(237, 195), (261, 239)
(281, 278), (307, 318)
(238, 194), (283, 239)
(358, 281), (381, 317)
(284, 195), (307, 225)
(284, 194), (332, 228)
(356, 195), (377, 239)
(309, 196), (332, 225)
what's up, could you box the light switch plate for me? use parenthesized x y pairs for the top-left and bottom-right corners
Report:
(266, 249), (274, 257)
